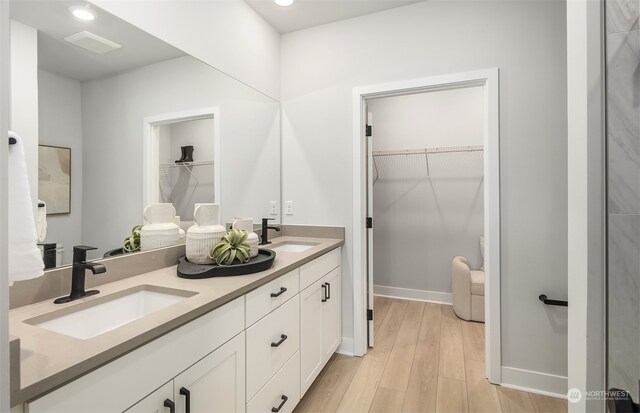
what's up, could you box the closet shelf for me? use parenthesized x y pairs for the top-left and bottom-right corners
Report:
(372, 145), (483, 184)
(372, 145), (483, 157)
(159, 160), (214, 168)
(159, 160), (214, 190)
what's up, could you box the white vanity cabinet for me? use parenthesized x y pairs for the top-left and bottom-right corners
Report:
(20, 246), (342, 413)
(26, 297), (245, 413)
(126, 332), (246, 413)
(300, 250), (342, 396)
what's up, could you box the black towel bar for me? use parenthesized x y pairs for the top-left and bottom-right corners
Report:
(539, 294), (567, 307)
(9, 137), (16, 145)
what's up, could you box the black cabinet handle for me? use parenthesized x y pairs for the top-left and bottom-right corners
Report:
(271, 395), (289, 412)
(270, 287), (287, 298)
(271, 334), (288, 347)
(325, 282), (331, 300)
(180, 387), (191, 413)
(164, 399), (175, 413)
(321, 284), (327, 302)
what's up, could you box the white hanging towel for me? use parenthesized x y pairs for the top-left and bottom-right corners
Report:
(37, 199), (47, 242)
(8, 131), (44, 285)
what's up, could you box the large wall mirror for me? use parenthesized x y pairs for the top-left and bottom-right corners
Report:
(9, 0), (281, 268)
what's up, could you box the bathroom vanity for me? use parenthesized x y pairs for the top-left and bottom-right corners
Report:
(9, 235), (343, 413)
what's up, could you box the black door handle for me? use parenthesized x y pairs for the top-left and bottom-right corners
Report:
(271, 395), (289, 412)
(179, 387), (191, 413)
(538, 294), (567, 307)
(164, 399), (175, 413)
(270, 287), (287, 298)
(321, 284), (327, 302)
(325, 282), (331, 300)
(271, 334), (288, 347)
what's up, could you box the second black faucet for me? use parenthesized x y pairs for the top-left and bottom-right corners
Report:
(260, 218), (281, 245)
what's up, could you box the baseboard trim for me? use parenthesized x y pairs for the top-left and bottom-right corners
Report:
(374, 285), (452, 305)
(501, 366), (568, 399)
(337, 337), (354, 356)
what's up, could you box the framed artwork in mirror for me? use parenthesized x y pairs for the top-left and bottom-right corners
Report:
(38, 145), (71, 215)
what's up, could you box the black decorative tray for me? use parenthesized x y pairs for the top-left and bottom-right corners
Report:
(177, 249), (276, 279)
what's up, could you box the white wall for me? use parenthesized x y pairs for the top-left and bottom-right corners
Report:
(159, 118), (215, 221)
(369, 88), (484, 295)
(281, 0), (568, 391)
(81, 56), (280, 260)
(9, 20), (38, 218)
(90, 0), (280, 100)
(37, 70), (83, 265)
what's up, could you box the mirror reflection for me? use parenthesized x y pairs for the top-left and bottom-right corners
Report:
(9, 0), (281, 268)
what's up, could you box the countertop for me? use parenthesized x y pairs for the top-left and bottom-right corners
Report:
(9, 236), (343, 406)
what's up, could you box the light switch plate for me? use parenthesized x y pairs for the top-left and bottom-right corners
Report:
(270, 201), (279, 215)
(285, 201), (294, 215)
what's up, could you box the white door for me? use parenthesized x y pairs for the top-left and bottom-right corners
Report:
(300, 280), (324, 396)
(173, 332), (246, 413)
(366, 109), (375, 347)
(322, 268), (342, 361)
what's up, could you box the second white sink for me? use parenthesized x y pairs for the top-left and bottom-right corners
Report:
(27, 285), (197, 339)
(270, 242), (319, 253)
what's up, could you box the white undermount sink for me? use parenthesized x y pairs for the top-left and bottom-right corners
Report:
(26, 285), (197, 339)
(270, 242), (319, 253)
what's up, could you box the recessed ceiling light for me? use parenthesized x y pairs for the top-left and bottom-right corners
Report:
(69, 6), (96, 21)
(274, 0), (294, 6)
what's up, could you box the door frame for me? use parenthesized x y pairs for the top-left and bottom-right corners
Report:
(351, 68), (501, 383)
(142, 107), (220, 216)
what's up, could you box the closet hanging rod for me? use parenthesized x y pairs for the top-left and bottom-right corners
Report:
(373, 145), (483, 157)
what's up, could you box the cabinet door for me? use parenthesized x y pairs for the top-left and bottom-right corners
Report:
(125, 382), (174, 413)
(174, 332), (246, 413)
(299, 279), (325, 396)
(322, 268), (341, 363)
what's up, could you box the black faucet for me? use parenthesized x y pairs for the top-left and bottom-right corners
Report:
(54, 246), (106, 304)
(260, 218), (281, 245)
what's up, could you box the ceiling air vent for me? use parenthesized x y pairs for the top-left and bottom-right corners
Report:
(64, 31), (121, 54)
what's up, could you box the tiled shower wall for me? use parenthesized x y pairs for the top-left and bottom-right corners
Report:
(607, 0), (640, 400)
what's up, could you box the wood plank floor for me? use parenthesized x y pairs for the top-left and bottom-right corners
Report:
(295, 297), (567, 413)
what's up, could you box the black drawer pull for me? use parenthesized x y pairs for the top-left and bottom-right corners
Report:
(325, 282), (331, 300)
(270, 287), (287, 298)
(179, 387), (191, 413)
(271, 334), (288, 347)
(271, 395), (289, 412)
(164, 399), (175, 413)
(322, 284), (327, 302)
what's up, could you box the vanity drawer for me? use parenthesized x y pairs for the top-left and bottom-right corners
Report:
(246, 294), (300, 401)
(300, 248), (341, 290)
(247, 351), (300, 413)
(245, 268), (299, 327)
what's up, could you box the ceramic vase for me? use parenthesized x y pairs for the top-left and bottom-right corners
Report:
(232, 218), (259, 258)
(140, 203), (180, 251)
(175, 216), (186, 240)
(186, 203), (226, 264)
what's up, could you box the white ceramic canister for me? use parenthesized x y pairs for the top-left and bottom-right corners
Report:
(140, 203), (180, 251)
(186, 203), (226, 264)
(232, 217), (259, 258)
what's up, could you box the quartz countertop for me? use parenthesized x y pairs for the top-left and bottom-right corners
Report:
(9, 236), (343, 406)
